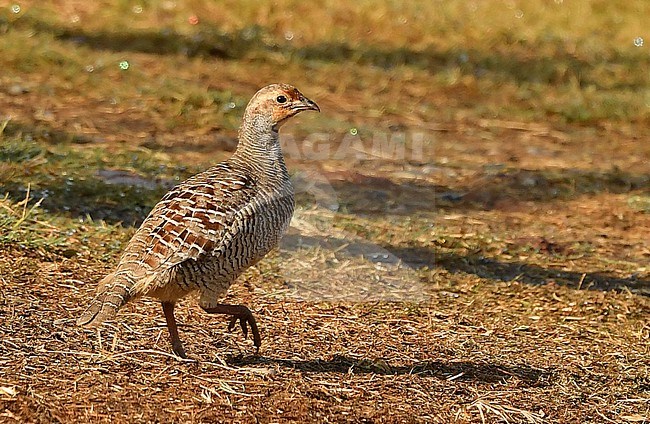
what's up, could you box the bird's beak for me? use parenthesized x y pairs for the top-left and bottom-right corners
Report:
(292, 96), (320, 112)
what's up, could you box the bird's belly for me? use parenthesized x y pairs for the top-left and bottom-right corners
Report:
(149, 280), (191, 302)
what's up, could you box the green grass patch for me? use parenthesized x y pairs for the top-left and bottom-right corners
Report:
(0, 131), (194, 225)
(0, 192), (66, 249)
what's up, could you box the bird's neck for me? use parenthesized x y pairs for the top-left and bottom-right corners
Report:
(234, 120), (289, 180)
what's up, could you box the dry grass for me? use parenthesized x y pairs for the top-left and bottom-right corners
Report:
(1, 0), (650, 423)
(0, 247), (648, 423)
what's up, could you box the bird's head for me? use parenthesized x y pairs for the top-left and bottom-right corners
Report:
(242, 84), (320, 133)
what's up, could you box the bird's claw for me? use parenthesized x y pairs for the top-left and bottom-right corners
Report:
(172, 343), (188, 359)
(227, 310), (261, 349)
(227, 315), (248, 337)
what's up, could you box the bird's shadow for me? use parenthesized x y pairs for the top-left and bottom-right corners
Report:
(226, 354), (551, 386)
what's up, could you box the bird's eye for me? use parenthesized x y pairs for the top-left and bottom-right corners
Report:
(276, 95), (287, 104)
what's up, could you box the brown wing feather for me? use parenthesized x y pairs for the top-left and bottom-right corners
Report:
(113, 163), (258, 294)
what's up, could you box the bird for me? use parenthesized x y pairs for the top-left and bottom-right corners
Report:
(77, 84), (320, 358)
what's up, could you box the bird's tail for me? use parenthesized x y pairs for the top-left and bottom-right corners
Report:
(77, 273), (133, 328)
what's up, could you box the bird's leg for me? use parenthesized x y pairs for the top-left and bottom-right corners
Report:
(162, 301), (187, 359)
(201, 304), (261, 350)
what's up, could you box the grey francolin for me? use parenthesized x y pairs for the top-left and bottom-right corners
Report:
(77, 84), (319, 358)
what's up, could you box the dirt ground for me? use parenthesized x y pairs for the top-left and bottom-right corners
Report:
(2, 127), (649, 423)
(1, 1), (650, 423)
(1, 243), (647, 424)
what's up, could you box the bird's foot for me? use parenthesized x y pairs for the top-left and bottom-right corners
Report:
(227, 308), (261, 349)
(202, 304), (262, 350)
(172, 343), (188, 359)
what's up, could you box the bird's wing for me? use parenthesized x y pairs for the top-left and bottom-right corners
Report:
(113, 163), (258, 286)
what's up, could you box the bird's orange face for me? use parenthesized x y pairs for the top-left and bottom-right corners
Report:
(245, 84), (320, 131)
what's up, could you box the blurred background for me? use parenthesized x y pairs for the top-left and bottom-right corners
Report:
(2, 0), (649, 292)
(1, 1), (649, 422)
